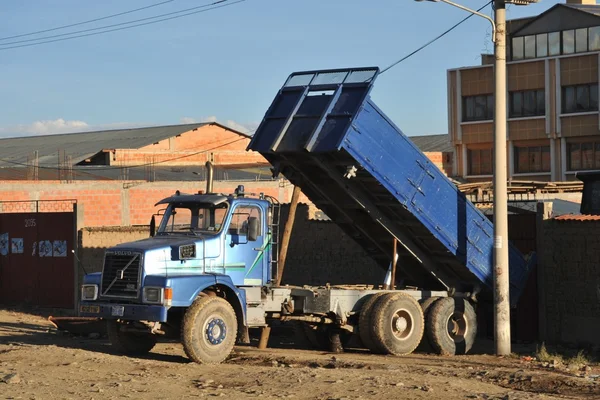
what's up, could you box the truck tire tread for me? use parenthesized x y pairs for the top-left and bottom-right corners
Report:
(417, 297), (439, 353)
(358, 292), (387, 352)
(181, 295), (237, 364)
(371, 292), (424, 356)
(426, 297), (477, 356)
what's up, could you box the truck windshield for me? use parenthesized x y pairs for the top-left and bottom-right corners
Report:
(157, 202), (228, 235)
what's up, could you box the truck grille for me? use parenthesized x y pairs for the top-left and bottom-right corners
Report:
(100, 251), (142, 298)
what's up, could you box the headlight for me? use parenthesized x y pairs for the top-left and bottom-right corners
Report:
(143, 287), (163, 304)
(81, 285), (98, 301)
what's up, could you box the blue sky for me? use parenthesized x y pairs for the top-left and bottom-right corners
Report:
(0, 0), (561, 137)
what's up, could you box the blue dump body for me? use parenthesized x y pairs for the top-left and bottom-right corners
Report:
(248, 67), (533, 306)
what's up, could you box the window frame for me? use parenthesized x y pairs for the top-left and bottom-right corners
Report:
(510, 26), (600, 61)
(514, 145), (551, 174)
(509, 89), (545, 118)
(467, 148), (494, 176)
(462, 94), (494, 122)
(567, 140), (600, 171)
(228, 204), (262, 237)
(562, 83), (599, 114)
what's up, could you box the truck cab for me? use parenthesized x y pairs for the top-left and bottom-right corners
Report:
(79, 173), (283, 364)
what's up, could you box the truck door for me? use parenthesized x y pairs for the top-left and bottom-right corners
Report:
(224, 204), (267, 286)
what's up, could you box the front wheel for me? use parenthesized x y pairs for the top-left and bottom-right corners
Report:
(181, 296), (237, 364)
(106, 320), (157, 355)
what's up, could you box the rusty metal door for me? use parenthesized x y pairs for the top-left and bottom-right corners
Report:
(0, 201), (75, 309)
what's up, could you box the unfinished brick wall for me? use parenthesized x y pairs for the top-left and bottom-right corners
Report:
(540, 218), (600, 347)
(0, 180), (298, 228)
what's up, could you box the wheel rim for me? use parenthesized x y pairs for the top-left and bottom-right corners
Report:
(390, 308), (414, 340)
(446, 312), (467, 342)
(204, 315), (227, 345)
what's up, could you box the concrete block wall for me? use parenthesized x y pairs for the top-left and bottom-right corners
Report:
(278, 204), (385, 287)
(540, 218), (600, 347)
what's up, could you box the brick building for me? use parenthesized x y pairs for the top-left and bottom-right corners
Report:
(448, 0), (600, 182)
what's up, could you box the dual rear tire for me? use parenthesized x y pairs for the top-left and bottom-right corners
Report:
(359, 293), (424, 355)
(359, 293), (477, 356)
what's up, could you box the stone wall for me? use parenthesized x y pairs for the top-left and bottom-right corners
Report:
(540, 217), (600, 347)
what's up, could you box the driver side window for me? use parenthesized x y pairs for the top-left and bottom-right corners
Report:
(229, 205), (261, 236)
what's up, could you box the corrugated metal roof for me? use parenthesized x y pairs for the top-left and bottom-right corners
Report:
(408, 134), (453, 153)
(0, 123), (248, 168)
(564, 3), (600, 17)
(553, 214), (600, 222)
(507, 17), (537, 34)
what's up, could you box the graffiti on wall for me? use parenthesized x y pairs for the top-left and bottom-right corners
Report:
(0, 217), (69, 258)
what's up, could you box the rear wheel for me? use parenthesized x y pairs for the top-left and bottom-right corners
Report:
(358, 292), (387, 352)
(417, 297), (439, 352)
(181, 296), (237, 364)
(371, 293), (424, 355)
(106, 320), (157, 356)
(426, 297), (477, 355)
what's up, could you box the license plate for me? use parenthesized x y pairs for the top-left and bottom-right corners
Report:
(80, 305), (100, 314)
(111, 306), (125, 317)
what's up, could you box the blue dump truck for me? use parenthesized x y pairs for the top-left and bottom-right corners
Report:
(79, 67), (535, 364)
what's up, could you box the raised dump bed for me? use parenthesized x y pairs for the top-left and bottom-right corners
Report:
(248, 67), (534, 306)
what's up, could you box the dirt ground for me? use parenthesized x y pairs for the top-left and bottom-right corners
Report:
(0, 308), (599, 400)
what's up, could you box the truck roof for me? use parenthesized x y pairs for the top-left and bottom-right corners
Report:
(155, 193), (228, 206)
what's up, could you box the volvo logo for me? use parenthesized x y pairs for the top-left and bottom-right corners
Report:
(117, 269), (125, 280)
(112, 251), (133, 256)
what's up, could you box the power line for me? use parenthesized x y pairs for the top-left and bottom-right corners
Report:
(1, 0), (227, 46)
(0, 136), (250, 171)
(0, 0), (245, 51)
(0, 0), (176, 42)
(379, 0), (493, 75)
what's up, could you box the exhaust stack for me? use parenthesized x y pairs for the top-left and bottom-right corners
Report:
(205, 161), (214, 194)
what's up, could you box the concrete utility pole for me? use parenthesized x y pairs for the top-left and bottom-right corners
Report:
(415, 0), (538, 356)
(492, 0), (511, 357)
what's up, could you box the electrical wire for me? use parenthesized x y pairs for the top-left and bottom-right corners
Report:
(0, 0), (175, 41)
(0, 136), (251, 171)
(0, 0), (245, 51)
(0, 0), (228, 46)
(379, 0), (493, 75)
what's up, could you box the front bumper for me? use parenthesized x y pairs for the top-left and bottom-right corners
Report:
(78, 302), (169, 322)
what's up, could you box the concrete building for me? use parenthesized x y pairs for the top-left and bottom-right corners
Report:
(448, 0), (600, 182)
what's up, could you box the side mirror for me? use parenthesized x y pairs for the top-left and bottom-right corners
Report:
(150, 215), (156, 237)
(247, 217), (259, 242)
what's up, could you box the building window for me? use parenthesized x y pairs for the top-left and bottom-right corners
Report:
(590, 26), (600, 51)
(524, 35), (536, 59)
(576, 28), (589, 53)
(563, 30), (575, 54)
(562, 83), (599, 114)
(510, 89), (545, 118)
(536, 33), (548, 57)
(467, 148), (493, 175)
(549, 31), (561, 55)
(512, 36), (524, 60)
(514, 146), (551, 173)
(568, 141), (600, 171)
(463, 94), (494, 122)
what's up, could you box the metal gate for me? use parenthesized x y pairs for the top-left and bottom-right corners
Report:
(0, 200), (76, 309)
